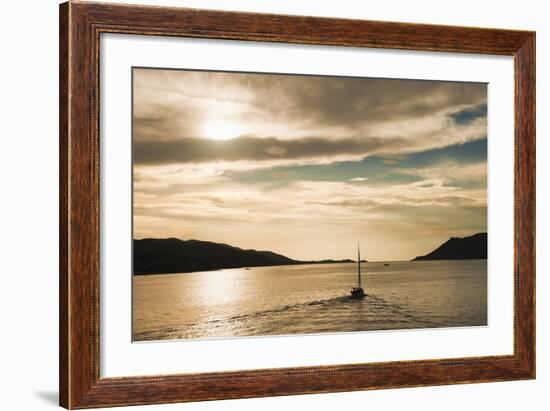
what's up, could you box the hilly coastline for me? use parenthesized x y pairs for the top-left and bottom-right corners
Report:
(134, 238), (355, 275)
(412, 233), (487, 261)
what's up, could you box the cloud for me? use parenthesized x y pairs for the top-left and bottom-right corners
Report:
(396, 161), (487, 190)
(133, 135), (407, 165)
(133, 68), (487, 150)
(282, 76), (487, 129)
(222, 138), (487, 187)
(133, 167), (487, 260)
(264, 145), (288, 156)
(382, 159), (399, 165)
(133, 70), (487, 167)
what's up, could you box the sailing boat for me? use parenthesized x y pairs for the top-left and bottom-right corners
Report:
(350, 243), (366, 298)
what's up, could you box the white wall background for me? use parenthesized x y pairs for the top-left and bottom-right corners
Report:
(0, 0), (546, 410)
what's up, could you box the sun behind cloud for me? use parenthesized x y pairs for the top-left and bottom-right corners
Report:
(201, 119), (244, 140)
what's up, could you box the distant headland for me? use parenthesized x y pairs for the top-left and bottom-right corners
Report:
(133, 238), (359, 275)
(412, 233), (487, 261)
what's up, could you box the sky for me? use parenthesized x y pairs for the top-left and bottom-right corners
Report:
(133, 68), (487, 261)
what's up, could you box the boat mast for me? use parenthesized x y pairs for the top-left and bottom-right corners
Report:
(357, 242), (362, 287)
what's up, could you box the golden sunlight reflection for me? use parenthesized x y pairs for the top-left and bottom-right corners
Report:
(193, 268), (249, 306)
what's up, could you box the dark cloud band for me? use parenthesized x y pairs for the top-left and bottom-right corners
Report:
(133, 136), (405, 164)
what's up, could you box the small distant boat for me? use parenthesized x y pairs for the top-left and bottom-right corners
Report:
(384, 263), (389, 266)
(350, 243), (366, 299)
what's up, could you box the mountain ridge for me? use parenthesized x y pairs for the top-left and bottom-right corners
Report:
(412, 233), (487, 261)
(133, 238), (355, 275)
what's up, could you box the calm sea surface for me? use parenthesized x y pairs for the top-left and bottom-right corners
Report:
(133, 260), (487, 341)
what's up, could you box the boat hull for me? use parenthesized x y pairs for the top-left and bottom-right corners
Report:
(350, 287), (365, 298)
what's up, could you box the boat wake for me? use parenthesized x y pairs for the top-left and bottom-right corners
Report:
(135, 293), (441, 341)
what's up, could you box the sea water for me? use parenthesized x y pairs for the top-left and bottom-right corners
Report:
(133, 260), (487, 341)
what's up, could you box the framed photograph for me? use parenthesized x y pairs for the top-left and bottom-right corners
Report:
(59, 2), (535, 409)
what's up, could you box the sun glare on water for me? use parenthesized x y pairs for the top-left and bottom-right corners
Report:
(202, 119), (244, 140)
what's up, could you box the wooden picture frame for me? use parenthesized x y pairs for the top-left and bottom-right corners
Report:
(59, 1), (535, 408)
